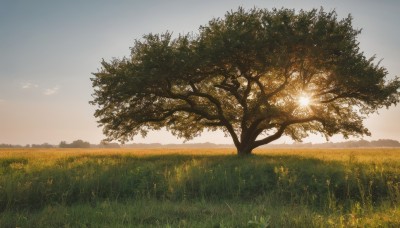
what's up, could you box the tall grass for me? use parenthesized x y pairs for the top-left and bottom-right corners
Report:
(1, 148), (400, 226)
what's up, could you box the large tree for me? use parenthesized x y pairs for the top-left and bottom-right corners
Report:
(91, 8), (399, 155)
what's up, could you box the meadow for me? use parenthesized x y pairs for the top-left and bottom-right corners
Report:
(0, 148), (399, 227)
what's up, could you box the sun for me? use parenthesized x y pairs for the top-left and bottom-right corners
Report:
(298, 96), (311, 107)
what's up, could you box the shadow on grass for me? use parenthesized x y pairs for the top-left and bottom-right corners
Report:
(0, 153), (399, 212)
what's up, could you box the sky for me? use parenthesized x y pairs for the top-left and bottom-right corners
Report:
(0, 0), (399, 145)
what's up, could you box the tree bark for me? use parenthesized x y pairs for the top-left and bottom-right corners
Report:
(237, 144), (254, 156)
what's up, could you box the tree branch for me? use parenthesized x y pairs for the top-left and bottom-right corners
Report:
(252, 75), (266, 97)
(265, 74), (289, 99)
(165, 80), (241, 147)
(253, 116), (320, 148)
(139, 106), (219, 123)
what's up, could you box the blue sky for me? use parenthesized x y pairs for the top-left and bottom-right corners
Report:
(0, 0), (399, 145)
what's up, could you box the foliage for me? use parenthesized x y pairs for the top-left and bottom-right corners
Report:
(91, 7), (400, 154)
(0, 144), (25, 148)
(248, 215), (271, 227)
(1, 199), (400, 227)
(59, 140), (90, 148)
(31, 143), (54, 148)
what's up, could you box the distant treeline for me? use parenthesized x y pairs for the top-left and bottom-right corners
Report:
(0, 140), (93, 148)
(120, 139), (400, 149)
(1, 139), (399, 149)
(120, 142), (225, 149)
(262, 139), (400, 148)
(0, 143), (54, 148)
(59, 140), (90, 148)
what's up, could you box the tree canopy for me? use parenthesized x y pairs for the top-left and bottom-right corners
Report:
(91, 8), (400, 155)
(59, 140), (90, 148)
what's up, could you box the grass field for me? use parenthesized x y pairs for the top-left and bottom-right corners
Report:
(1, 148), (400, 227)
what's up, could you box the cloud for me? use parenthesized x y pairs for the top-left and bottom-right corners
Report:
(0, 99), (4, 104)
(43, 86), (59, 96)
(22, 82), (39, 89)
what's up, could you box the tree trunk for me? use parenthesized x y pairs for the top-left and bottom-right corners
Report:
(237, 144), (254, 156)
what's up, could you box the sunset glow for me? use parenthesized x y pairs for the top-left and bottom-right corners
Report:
(0, 1), (399, 145)
(298, 95), (311, 107)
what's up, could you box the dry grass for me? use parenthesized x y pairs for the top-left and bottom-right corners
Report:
(2, 147), (399, 162)
(1, 147), (399, 227)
